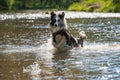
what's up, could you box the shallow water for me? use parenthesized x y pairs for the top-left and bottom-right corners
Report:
(0, 11), (120, 80)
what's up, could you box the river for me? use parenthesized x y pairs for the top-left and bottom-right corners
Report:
(0, 11), (120, 80)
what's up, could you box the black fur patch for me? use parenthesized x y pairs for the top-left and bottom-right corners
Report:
(50, 18), (56, 26)
(52, 29), (79, 47)
(52, 29), (70, 43)
(50, 12), (56, 20)
(58, 12), (65, 20)
(50, 12), (56, 26)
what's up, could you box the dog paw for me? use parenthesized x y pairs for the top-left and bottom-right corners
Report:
(78, 31), (87, 47)
(79, 31), (87, 40)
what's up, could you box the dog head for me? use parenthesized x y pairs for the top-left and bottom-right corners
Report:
(49, 12), (67, 32)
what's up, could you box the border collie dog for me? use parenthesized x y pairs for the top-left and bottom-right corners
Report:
(49, 12), (87, 51)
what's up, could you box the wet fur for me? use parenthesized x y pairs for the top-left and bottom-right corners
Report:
(49, 12), (86, 50)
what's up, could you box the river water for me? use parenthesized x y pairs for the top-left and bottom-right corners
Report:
(0, 11), (120, 80)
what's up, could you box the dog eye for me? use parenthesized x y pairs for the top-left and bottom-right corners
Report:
(58, 20), (60, 22)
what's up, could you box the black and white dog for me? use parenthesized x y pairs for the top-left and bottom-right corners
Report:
(49, 12), (87, 51)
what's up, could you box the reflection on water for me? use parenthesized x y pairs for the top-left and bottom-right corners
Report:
(0, 11), (120, 80)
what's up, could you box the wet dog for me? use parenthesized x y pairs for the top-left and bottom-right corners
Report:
(49, 12), (87, 51)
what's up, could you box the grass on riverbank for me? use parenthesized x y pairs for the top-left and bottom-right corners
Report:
(68, 0), (120, 12)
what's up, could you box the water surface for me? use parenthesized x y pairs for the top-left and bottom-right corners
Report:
(0, 11), (120, 80)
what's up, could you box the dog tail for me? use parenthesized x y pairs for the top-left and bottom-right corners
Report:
(78, 31), (87, 47)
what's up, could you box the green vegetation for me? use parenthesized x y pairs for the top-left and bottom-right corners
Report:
(68, 0), (120, 12)
(0, 0), (120, 12)
(5, 0), (15, 10)
(0, 0), (75, 10)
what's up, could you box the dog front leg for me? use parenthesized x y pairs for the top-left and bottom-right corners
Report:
(55, 36), (66, 48)
(78, 31), (87, 47)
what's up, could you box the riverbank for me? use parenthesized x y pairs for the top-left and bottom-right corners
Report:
(68, 0), (120, 12)
(0, 11), (120, 20)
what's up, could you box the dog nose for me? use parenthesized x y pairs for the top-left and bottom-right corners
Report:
(54, 24), (57, 27)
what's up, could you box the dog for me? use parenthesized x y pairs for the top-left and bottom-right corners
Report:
(49, 12), (87, 51)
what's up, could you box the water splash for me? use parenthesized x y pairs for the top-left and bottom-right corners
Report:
(23, 62), (41, 75)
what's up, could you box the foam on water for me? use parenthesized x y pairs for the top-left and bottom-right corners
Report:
(1, 11), (120, 20)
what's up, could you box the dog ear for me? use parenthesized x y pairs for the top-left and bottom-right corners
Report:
(61, 12), (65, 17)
(59, 12), (65, 19)
(51, 12), (55, 19)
